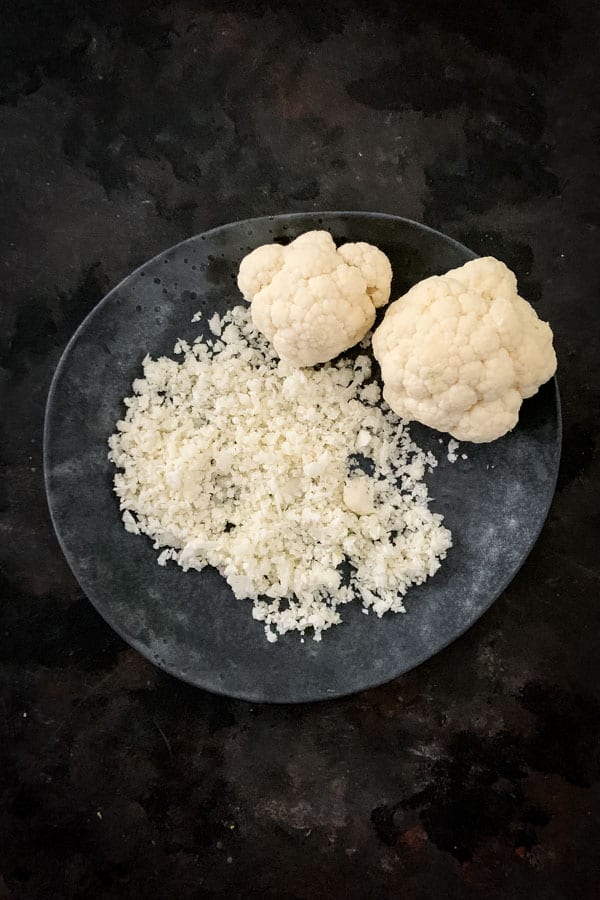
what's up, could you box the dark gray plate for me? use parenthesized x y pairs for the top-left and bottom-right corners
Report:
(44, 213), (561, 703)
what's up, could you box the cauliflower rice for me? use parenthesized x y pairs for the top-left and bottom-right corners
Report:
(108, 305), (452, 642)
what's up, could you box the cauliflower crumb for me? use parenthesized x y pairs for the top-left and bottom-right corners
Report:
(426, 451), (438, 469)
(173, 339), (190, 355)
(447, 439), (460, 463)
(343, 477), (376, 516)
(122, 510), (140, 534)
(359, 383), (381, 405)
(208, 313), (222, 336)
(108, 305), (452, 643)
(191, 310), (203, 323)
(157, 548), (175, 566)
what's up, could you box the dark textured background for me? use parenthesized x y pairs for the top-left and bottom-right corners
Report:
(1, 1), (599, 897)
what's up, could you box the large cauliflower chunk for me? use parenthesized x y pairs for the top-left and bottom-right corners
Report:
(372, 257), (557, 443)
(237, 230), (392, 367)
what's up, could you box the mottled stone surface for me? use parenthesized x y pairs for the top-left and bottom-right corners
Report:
(1, 1), (599, 897)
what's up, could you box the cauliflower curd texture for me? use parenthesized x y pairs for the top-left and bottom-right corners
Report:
(373, 257), (557, 443)
(238, 230), (392, 367)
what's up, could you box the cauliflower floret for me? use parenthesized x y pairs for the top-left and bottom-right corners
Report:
(372, 257), (557, 443)
(337, 241), (392, 308)
(446, 255), (518, 301)
(237, 230), (392, 367)
(238, 243), (286, 301)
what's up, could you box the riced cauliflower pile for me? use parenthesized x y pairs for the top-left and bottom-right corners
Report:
(373, 257), (557, 442)
(108, 305), (452, 642)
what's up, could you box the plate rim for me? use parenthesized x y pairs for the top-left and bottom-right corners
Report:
(43, 211), (562, 703)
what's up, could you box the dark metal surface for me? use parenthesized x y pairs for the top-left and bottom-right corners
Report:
(2, 0), (600, 897)
(44, 213), (561, 703)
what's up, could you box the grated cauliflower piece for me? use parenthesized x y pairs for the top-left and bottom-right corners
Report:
(447, 439), (460, 463)
(343, 476), (376, 516)
(237, 231), (392, 367)
(372, 257), (557, 443)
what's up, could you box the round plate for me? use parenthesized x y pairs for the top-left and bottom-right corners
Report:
(44, 213), (561, 703)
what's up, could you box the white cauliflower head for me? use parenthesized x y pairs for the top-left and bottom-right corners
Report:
(372, 257), (557, 443)
(237, 230), (392, 367)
